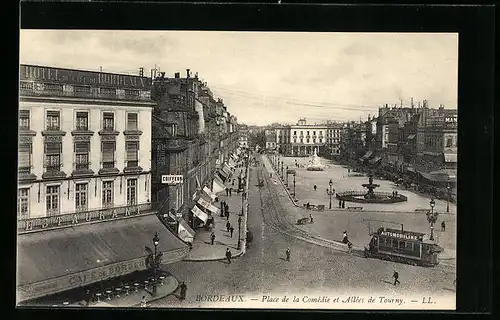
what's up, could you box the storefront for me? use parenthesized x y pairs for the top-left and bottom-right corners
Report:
(17, 213), (189, 303)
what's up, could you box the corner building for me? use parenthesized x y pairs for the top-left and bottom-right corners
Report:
(17, 65), (188, 304)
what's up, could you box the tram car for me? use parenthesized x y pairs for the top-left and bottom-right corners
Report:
(363, 227), (443, 267)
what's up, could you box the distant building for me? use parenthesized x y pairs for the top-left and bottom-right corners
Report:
(289, 118), (328, 156)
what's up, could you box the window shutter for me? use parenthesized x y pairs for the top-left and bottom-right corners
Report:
(74, 141), (90, 153)
(126, 141), (138, 160)
(102, 142), (115, 162)
(45, 142), (62, 154)
(18, 144), (31, 167)
(127, 113), (138, 129)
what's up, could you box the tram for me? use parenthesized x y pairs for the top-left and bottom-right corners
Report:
(363, 227), (443, 267)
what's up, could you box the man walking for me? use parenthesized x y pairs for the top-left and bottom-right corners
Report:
(229, 188), (232, 196)
(339, 200), (342, 208)
(309, 213), (313, 223)
(230, 226), (234, 238)
(285, 248), (291, 261)
(220, 201), (225, 217)
(393, 270), (400, 285)
(210, 232), (216, 245)
(179, 282), (187, 300)
(226, 248), (232, 264)
(441, 221), (446, 232)
(226, 221), (231, 232)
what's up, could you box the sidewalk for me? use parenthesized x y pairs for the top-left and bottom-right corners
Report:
(89, 273), (179, 308)
(185, 166), (249, 261)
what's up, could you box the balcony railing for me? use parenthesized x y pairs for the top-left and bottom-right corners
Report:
(45, 164), (61, 173)
(18, 166), (32, 174)
(74, 162), (90, 170)
(102, 161), (115, 169)
(20, 83), (152, 102)
(17, 202), (152, 234)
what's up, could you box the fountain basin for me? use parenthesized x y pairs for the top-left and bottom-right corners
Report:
(306, 167), (325, 171)
(336, 191), (408, 204)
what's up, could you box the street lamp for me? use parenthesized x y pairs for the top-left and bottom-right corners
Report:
(152, 232), (160, 295)
(241, 189), (245, 216)
(427, 198), (438, 241)
(237, 216), (242, 250)
(293, 172), (296, 198)
(281, 161), (284, 179)
(286, 166), (289, 186)
(329, 179), (333, 209)
(446, 182), (451, 213)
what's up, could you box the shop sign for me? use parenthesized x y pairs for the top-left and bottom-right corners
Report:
(161, 175), (183, 185)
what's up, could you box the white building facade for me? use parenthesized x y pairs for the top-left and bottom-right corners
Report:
(18, 65), (155, 228)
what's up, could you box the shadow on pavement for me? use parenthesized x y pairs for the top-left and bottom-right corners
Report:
(381, 280), (393, 285)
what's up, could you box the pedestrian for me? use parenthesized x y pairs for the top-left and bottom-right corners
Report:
(395, 191), (398, 196)
(179, 282), (187, 300)
(226, 221), (231, 232)
(140, 296), (147, 307)
(392, 190), (395, 197)
(226, 248), (232, 264)
(342, 201), (345, 209)
(347, 241), (353, 254)
(309, 213), (313, 223)
(285, 248), (291, 261)
(342, 231), (348, 244)
(229, 188), (232, 196)
(313, 185), (317, 191)
(393, 270), (400, 285)
(220, 201), (225, 217)
(210, 232), (215, 245)
(230, 226), (234, 238)
(339, 200), (342, 208)
(306, 202), (310, 209)
(441, 221), (446, 232)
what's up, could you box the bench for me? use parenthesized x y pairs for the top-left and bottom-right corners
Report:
(415, 209), (431, 213)
(316, 205), (325, 211)
(347, 206), (363, 210)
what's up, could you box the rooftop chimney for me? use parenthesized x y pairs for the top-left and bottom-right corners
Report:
(186, 69), (190, 78)
(175, 72), (180, 78)
(411, 97), (414, 109)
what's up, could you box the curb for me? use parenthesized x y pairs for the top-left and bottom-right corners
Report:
(131, 274), (180, 307)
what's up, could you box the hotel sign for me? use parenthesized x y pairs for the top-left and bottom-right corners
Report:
(20, 65), (151, 89)
(161, 175), (183, 185)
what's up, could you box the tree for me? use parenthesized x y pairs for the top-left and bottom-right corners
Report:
(249, 130), (266, 149)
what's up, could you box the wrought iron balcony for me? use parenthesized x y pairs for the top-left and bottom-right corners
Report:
(17, 202), (152, 234)
(20, 82), (152, 102)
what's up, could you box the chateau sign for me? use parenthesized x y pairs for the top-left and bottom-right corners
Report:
(20, 65), (151, 89)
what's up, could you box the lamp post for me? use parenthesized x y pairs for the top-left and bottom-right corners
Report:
(286, 166), (289, 186)
(446, 182), (451, 213)
(152, 232), (160, 295)
(293, 172), (296, 198)
(241, 189), (245, 216)
(237, 216), (242, 250)
(427, 198), (438, 241)
(329, 179), (333, 209)
(281, 161), (284, 179)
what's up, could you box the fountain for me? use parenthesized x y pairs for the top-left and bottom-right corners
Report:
(362, 175), (380, 200)
(306, 148), (325, 171)
(336, 173), (408, 204)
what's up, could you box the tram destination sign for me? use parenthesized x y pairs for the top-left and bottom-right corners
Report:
(380, 230), (423, 241)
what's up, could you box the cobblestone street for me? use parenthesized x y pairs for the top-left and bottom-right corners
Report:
(149, 159), (456, 309)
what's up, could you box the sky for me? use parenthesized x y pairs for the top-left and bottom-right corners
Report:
(19, 31), (458, 126)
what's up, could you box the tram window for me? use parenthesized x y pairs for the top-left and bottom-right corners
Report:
(392, 240), (398, 248)
(405, 242), (414, 251)
(399, 241), (405, 249)
(386, 239), (391, 247)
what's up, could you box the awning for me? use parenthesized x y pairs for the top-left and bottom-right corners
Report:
(177, 218), (195, 244)
(444, 153), (457, 163)
(228, 157), (237, 167)
(407, 134), (416, 140)
(191, 205), (208, 223)
(217, 169), (229, 181)
(212, 177), (226, 194)
(17, 214), (188, 302)
(197, 198), (220, 215)
(369, 156), (382, 164)
(202, 186), (216, 201)
(222, 163), (233, 175)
